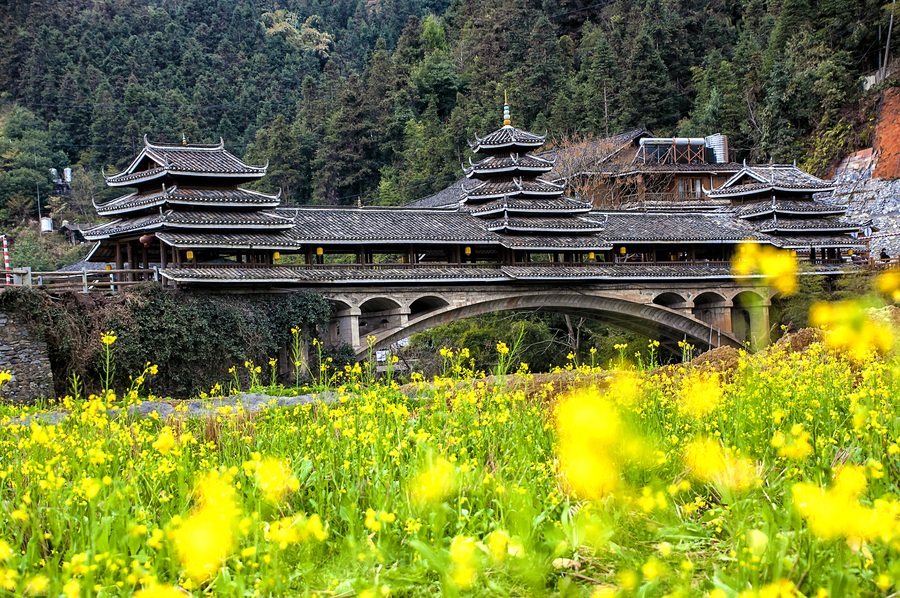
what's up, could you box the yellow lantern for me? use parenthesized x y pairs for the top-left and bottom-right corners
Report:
(273, 252), (280, 260)
(316, 247), (323, 256)
(848, 249), (854, 256)
(464, 247), (471, 255)
(401, 256), (407, 263)
(105, 265), (112, 271)
(186, 250), (194, 260)
(619, 247), (626, 254)
(670, 254), (675, 261)
(588, 252), (595, 260)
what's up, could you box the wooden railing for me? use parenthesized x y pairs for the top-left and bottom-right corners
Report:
(0, 257), (894, 294)
(1, 268), (158, 293)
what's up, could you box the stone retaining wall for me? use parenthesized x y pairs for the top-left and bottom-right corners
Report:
(0, 312), (54, 404)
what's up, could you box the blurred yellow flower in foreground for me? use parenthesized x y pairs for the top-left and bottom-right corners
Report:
(877, 270), (900, 302)
(172, 507), (233, 581)
(134, 584), (187, 598)
(254, 458), (300, 503)
(171, 471), (238, 580)
(684, 438), (758, 492)
(809, 300), (893, 361)
(449, 535), (478, 588)
(408, 457), (457, 504)
(732, 243), (797, 295)
(152, 427), (176, 454)
(792, 465), (899, 541)
(555, 391), (622, 498)
(678, 372), (723, 418)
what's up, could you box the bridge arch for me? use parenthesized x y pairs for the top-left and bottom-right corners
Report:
(358, 296), (405, 337)
(653, 292), (688, 309)
(409, 296), (450, 319)
(355, 292), (741, 359)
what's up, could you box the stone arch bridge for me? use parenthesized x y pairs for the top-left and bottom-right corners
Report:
(322, 281), (772, 359)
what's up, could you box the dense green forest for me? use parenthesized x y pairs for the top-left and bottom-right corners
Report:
(0, 0), (895, 215)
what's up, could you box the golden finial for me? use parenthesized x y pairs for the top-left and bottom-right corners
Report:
(503, 91), (511, 126)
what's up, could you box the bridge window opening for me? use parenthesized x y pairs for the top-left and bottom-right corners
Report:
(410, 296), (449, 319)
(653, 292), (687, 309)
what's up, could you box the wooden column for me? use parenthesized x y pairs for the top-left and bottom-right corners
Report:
(142, 243), (150, 281)
(115, 241), (124, 271)
(160, 242), (167, 269)
(126, 243), (134, 282)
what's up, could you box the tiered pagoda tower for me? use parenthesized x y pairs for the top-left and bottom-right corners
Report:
(706, 165), (865, 261)
(461, 103), (606, 262)
(85, 136), (293, 274)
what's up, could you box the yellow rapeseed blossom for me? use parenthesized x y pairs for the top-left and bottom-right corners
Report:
(151, 427), (176, 454)
(100, 331), (117, 345)
(809, 300), (893, 361)
(732, 243), (798, 295)
(486, 530), (509, 563)
(254, 458), (300, 503)
(134, 584), (188, 598)
(792, 465), (899, 541)
(683, 438), (758, 492)
(408, 457), (457, 504)
(555, 390), (622, 498)
(171, 506), (233, 581)
(876, 270), (900, 302)
(62, 580), (80, 598)
(496, 341), (509, 355)
(24, 575), (49, 595)
(265, 514), (328, 548)
(449, 535), (478, 588)
(678, 372), (723, 418)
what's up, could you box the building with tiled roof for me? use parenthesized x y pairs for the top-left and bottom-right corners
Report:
(85, 136), (283, 274)
(82, 119), (867, 290)
(707, 165), (862, 261)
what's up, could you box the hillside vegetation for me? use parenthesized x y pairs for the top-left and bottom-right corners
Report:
(0, 0), (894, 213)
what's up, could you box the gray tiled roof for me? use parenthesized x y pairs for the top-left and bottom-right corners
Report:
(600, 212), (765, 242)
(754, 218), (860, 233)
(286, 208), (500, 243)
(462, 178), (565, 201)
(734, 200), (845, 218)
(104, 137), (266, 186)
(469, 197), (591, 216)
(499, 235), (611, 250)
(614, 162), (743, 176)
(469, 125), (546, 152)
(157, 262), (742, 284)
(159, 266), (510, 284)
(155, 231), (298, 248)
(84, 209), (291, 240)
(621, 199), (732, 212)
(402, 179), (465, 209)
(165, 210), (293, 228)
(486, 216), (605, 233)
(770, 235), (868, 250)
(464, 154), (554, 177)
(503, 264), (734, 279)
(708, 165), (834, 197)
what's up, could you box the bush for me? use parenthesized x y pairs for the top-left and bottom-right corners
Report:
(0, 285), (334, 399)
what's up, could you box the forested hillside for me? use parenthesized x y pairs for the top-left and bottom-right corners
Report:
(0, 0), (894, 213)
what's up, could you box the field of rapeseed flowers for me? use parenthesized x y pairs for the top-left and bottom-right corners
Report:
(1, 247), (900, 597)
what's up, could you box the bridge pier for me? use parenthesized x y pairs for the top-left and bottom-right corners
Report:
(330, 309), (360, 348)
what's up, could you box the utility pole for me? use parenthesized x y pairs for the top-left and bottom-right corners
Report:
(34, 149), (43, 248)
(884, 0), (896, 82)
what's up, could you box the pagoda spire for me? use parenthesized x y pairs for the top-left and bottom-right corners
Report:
(503, 91), (511, 126)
